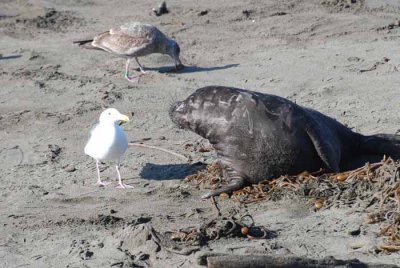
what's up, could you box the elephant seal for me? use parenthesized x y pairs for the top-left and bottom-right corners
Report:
(169, 86), (400, 199)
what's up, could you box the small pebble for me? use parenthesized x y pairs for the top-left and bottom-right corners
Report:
(219, 192), (229, 199)
(198, 10), (208, 16)
(336, 174), (347, 181)
(348, 227), (361, 236)
(314, 201), (323, 209)
(64, 165), (76, 172)
(241, 226), (249, 235)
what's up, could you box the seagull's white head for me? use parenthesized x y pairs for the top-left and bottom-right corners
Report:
(99, 108), (130, 125)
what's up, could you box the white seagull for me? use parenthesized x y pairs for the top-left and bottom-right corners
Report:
(84, 108), (133, 188)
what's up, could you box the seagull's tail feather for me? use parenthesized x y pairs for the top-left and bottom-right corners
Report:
(73, 39), (93, 45)
(73, 39), (102, 50)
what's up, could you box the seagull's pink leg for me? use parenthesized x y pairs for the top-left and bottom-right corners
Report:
(124, 59), (140, 82)
(115, 163), (133, 189)
(135, 57), (148, 74)
(96, 160), (111, 186)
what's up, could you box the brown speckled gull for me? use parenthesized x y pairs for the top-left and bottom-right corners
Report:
(74, 22), (184, 82)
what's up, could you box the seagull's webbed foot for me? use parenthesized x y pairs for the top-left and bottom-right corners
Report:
(135, 57), (154, 75)
(97, 180), (112, 187)
(138, 67), (148, 74)
(135, 66), (158, 75)
(115, 164), (133, 189)
(116, 183), (134, 189)
(164, 64), (185, 73)
(124, 72), (140, 83)
(175, 63), (185, 71)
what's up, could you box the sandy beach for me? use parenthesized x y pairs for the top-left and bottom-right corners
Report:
(1, 0), (400, 267)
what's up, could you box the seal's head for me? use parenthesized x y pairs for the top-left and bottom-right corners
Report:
(169, 91), (216, 139)
(169, 100), (190, 129)
(169, 95), (208, 134)
(169, 87), (240, 142)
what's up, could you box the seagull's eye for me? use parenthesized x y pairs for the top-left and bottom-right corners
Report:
(108, 112), (111, 115)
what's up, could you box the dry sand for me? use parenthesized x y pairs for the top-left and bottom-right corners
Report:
(1, 0), (400, 267)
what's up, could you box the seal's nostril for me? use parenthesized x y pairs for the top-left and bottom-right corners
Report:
(176, 102), (185, 112)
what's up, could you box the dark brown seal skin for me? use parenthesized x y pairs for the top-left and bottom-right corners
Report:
(169, 86), (400, 199)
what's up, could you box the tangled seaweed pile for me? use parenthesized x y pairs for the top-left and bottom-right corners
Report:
(148, 214), (272, 256)
(185, 157), (400, 252)
(185, 162), (226, 188)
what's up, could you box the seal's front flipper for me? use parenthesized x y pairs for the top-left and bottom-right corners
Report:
(201, 177), (245, 199)
(201, 164), (246, 199)
(303, 117), (341, 172)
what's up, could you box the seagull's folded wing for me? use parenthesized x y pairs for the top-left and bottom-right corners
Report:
(92, 30), (153, 56)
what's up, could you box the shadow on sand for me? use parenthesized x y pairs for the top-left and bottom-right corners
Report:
(139, 162), (206, 180)
(0, 54), (22, 61)
(140, 63), (239, 74)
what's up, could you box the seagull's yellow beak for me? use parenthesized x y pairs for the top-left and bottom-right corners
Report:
(119, 114), (130, 125)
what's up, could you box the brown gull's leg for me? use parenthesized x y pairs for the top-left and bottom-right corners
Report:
(135, 57), (148, 74)
(96, 160), (111, 186)
(124, 58), (140, 82)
